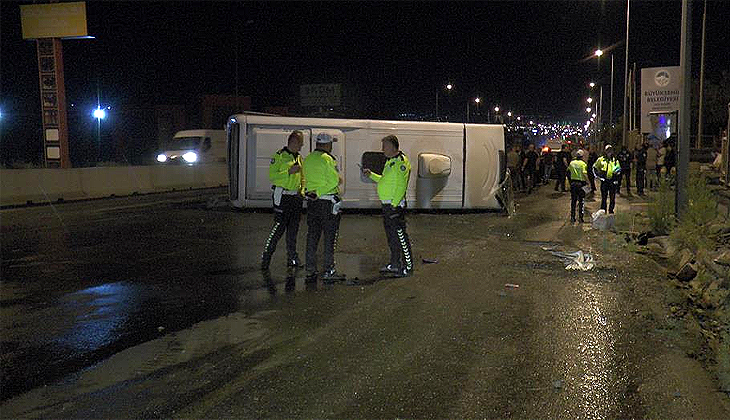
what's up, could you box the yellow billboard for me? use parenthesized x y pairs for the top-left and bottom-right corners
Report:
(20, 2), (88, 39)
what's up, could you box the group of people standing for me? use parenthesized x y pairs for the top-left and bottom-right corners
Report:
(508, 138), (678, 224)
(260, 130), (413, 282)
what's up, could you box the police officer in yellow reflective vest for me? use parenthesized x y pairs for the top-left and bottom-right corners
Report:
(363, 135), (413, 277)
(568, 149), (589, 223)
(261, 130), (304, 270)
(592, 144), (622, 214)
(303, 132), (345, 282)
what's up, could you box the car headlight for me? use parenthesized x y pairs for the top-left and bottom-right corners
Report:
(157, 154), (167, 163)
(182, 152), (198, 163)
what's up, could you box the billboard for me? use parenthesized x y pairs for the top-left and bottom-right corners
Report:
(300, 84), (341, 107)
(20, 2), (88, 39)
(640, 66), (681, 133)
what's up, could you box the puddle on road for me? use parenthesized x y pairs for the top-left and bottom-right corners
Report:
(2, 252), (387, 402)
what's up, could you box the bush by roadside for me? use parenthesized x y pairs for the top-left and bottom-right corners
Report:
(626, 172), (730, 394)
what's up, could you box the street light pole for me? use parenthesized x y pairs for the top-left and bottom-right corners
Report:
(697, 0), (707, 148)
(677, 0), (692, 219)
(622, 0), (631, 147)
(610, 54), (614, 125)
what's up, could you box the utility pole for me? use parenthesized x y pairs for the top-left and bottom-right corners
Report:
(610, 54), (614, 125)
(697, 0), (707, 149)
(677, 0), (692, 219)
(622, 0), (631, 148)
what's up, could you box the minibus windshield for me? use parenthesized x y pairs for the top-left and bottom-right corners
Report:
(167, 137), (202, 150)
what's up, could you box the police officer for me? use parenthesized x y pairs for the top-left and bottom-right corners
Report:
(303, 132), (345, 282)
(593, 144), (622, 214)
(261, 130), (304, 270)
(568, 149), (589, 223)
(363, 135), (413, 278)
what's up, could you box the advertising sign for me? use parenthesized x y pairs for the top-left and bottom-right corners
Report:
(641, 66), (681, 134)
(20, 2), (88, 39)
(300, 84), (341, 107)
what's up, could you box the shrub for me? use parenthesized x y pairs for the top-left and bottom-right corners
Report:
(670, 174), (719, 253)
(648, 179), (675, 235)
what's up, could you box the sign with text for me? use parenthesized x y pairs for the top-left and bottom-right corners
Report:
(641, 66), (681, 133)
(300, 84), (341, 107)
(20, 2), (88, 39)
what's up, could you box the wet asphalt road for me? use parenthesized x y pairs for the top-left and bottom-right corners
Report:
(2, 187), (729, 418)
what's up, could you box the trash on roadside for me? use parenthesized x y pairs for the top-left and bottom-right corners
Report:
(504, 283), (520, 288)
(591, 209), (615, 231)
(422, 258), (439, 264)
(552, 380), (563, 389)
(157, 326), (165, 332)
(548, 250), (595, 271)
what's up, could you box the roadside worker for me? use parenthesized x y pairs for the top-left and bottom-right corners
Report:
(617, 145), (632, 195)
(568, 149), (589, 223)
(303, 132), (346, 282)
(593, 144), (621, 214)
(261, 130), (304, 270)
(363, 135), (413, 277)
(554, 144), (570, 192)
(634, 142), (648, 196)
(522, 143), (539, 193)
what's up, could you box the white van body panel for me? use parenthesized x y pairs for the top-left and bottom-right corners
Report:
(226, 115), (505, 210)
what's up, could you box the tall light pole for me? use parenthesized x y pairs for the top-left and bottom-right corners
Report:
(594, 49), (614, 127)
(677, 0), (692, 219)
(466, 97), (480, 123)
(697, 0), (707, 148)
(436, 83), (453, 121)
(622, 0), (631, 147)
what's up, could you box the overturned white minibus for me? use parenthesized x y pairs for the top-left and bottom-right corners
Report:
(227, 114), (509, 210)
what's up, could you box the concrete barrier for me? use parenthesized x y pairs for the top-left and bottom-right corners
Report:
(0, 164), (228, 207)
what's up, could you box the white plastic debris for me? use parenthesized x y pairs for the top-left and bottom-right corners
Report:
(591, 209), (615, 231)
(549, 250), (595, 271)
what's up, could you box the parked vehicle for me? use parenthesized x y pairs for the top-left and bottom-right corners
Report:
(156, 129), (226, 165)
(227, 114), (508, 210)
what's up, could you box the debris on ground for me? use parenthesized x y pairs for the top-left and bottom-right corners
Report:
(504, 283), (520, 288)
(422, 258), (439, 264)
(548, 250), (595, 271)
(591, 209), (615, 231)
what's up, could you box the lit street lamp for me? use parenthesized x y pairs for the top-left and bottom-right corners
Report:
(436, 83), (453, 121)
(587, 97), (593, 103)
(466, 96), (480, 123)
(93, 108), (106, 120)
(593, 46), (615, 126)
(586, 107), (591, 113)
(589, 82), (596, 88)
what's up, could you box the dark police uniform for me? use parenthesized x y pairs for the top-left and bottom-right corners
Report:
(261, 147), (303, 270)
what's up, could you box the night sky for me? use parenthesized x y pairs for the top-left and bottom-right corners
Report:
(1, 1), (729, 164)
